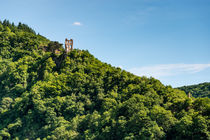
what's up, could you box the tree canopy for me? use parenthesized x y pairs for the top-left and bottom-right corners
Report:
(178, 82), (210, 98)
(0, 20), (209, 140)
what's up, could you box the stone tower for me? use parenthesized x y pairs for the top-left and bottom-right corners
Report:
(188, 92), (191, 98)
(65, 38), (73, 52)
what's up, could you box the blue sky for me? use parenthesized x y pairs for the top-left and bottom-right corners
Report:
(1, 0), (210, 87)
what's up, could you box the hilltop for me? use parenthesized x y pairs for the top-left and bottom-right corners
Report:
(0, 20), (209, 139)
(178, 82), (210, 98)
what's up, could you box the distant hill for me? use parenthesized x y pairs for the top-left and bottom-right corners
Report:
(178, 82), (210, 98)
(0, 20), (209, 140)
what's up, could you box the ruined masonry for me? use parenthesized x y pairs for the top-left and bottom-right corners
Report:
(65, 38), (73, 52)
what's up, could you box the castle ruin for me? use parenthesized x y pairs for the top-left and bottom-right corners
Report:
(65, 38), (73, 52)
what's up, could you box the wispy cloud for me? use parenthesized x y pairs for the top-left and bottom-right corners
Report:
(129, 64), (210, 78)
(124, 6), (156, 25)
(72, 22), (82, 26)
(137, 6), (156, 16)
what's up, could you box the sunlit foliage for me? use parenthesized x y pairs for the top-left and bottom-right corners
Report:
(0, 20), (209, 140)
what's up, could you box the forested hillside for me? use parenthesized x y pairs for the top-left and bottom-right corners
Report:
(178, 82), (210, 98)
(0, 20), (209, 140)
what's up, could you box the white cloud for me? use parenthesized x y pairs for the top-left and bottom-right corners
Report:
(129, 64), (210, 78)
(72, 22), (82, 26)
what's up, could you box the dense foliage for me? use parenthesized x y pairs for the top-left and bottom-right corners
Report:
(178, 82), (210, 98)
(0, 20), (210, 140)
